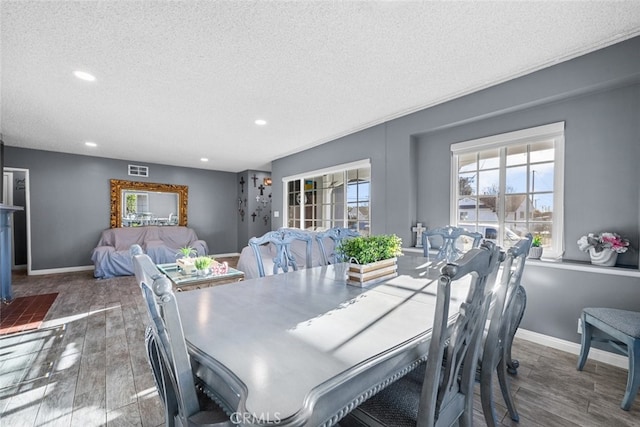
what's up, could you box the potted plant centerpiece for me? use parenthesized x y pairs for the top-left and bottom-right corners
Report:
(194, 256), (212, 276)
(176, 246), (197, 274)
(528, 235), (543, 259)
(337, 234), (403, 287)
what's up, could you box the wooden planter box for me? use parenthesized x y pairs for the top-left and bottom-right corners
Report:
(176, 257), (196, 274)
(347, 257), (398, 287)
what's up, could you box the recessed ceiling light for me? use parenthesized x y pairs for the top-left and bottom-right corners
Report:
(74, 70), (96, 82)
(200, 158), (209, 162)
(85, 141), (97, 147)
(255, 119), (267, 126)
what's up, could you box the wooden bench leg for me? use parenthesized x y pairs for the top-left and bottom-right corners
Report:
(622, 339), (640, 410)
(577, 312), (593, 371)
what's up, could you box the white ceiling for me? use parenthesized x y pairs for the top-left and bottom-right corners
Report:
(2, 1), (640, 173)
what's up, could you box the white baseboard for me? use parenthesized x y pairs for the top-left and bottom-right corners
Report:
(211, 252), (241, 258)
(27, 254), (240, 276)
(29, 265), (94, 276)
(516, 328), (628, 370)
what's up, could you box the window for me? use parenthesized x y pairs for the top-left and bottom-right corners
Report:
(128, 164), (149, 177)
(451, 122), (564, 258)
(283, 160), (371, 235)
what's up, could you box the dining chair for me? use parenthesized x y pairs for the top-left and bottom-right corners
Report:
(315, 227), (360, 265)
(479, 234), (532, 427)
(248, 229), (313, 277)
(422, 225), (483, 263)
(132, 251), (233, 427)
(577, 307), (640, 410)
(342, 241), (503, 427)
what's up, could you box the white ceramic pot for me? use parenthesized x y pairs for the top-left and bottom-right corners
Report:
(528, 246), (543, 259)
(588, 248), (618, 267)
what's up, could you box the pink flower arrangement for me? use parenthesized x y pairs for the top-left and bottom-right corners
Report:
(577, 232), (630, 254)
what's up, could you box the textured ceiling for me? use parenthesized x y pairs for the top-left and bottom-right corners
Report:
(2, 1), (640, 173)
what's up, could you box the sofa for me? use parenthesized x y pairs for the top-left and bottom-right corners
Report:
(91, 226), (208, 278)
(236, 228), (357, 279)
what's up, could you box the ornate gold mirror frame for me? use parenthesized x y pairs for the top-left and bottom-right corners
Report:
(110, 179), (188, 228)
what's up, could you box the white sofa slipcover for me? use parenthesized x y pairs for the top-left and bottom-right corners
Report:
(91, 226), (208, 278)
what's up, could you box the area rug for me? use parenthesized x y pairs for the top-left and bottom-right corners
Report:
(0, 293), (58, 335)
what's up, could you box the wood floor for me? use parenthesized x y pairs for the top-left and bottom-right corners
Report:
(1, 267), (638, 427)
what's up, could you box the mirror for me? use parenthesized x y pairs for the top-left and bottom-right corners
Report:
(110, 179), (188, 228)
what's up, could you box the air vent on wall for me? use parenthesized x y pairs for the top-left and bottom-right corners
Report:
(128, 164), (149, 177)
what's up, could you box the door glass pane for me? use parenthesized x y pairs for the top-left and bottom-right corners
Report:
(285, 165), (370, 232)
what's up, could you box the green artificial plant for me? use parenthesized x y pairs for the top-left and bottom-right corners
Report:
(531, 235), (542, 247)
(337, 234), (403, 264)
(194, 256), (212, 271)
(177, 246), (196, 258)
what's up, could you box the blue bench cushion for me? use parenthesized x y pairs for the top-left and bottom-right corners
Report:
(584, 307), (640, 338)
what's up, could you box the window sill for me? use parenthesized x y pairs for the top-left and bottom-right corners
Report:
(402, 247), (640, 277)
(526, 257), (640, 277)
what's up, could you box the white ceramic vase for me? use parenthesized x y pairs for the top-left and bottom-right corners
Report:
(588, 248), (618, 267)
(528, 246), (543, 259)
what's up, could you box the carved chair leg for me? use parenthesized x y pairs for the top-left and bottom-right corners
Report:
(576, 312), (593, 371)
(480, 367), (498, 427)
(497, 357), (519, 421)
(506, 286), (527, 375)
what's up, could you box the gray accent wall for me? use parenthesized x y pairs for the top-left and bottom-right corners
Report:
(5, 147), (239, 270)
(272, 36), (640, 347)
(417, 84), (640, 266)
(271, 124), (388, 234)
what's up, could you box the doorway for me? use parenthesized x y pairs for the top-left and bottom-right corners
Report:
(3, 168), (30, 272)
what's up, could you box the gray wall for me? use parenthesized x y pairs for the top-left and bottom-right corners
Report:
(271, 36), (640, 346)
(271, 124), (388, 234)
(5, 147), (239, 270)
(236, 170), (272, 251)
(417, 84), (640, 266)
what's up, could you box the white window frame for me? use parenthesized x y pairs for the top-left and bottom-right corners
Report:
(282, 159), (371, 232)
(450, 122), (565, 258)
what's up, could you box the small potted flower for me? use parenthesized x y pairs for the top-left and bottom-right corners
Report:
(176, 246), (197, 273)
(577, 232), (630, 267)
(528, 235), (543, 259)
(194, 256), (212, 276)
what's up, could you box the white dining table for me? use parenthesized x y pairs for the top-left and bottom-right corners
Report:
(175, 256), (471, 426)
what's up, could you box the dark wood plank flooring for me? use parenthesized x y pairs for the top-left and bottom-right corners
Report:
(1, 266), (637, 426)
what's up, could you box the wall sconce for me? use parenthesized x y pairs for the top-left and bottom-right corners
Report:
(263, 177), (272, 186)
